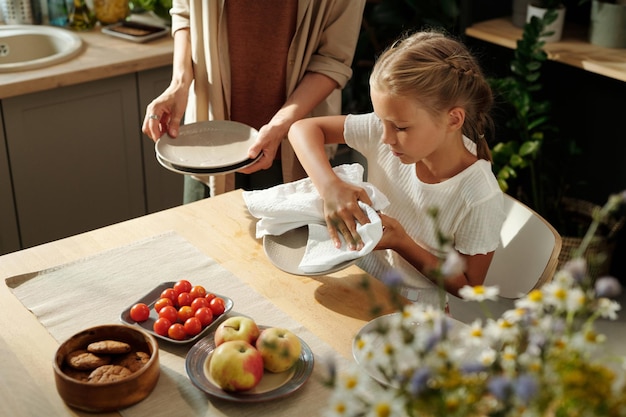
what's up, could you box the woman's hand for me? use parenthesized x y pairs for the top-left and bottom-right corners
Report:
(322, 180), (373, 250)
(142, 84), (189, 142)
(237, 122), (285, 174)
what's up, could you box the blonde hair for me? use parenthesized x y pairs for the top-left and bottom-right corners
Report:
(370, 30), (494, 161)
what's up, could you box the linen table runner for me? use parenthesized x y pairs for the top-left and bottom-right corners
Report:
(6, 232), (347, 417)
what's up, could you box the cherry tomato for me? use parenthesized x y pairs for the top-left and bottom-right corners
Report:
(177, 305), (194, 323)
(154, 297), (173, 313)
(190, 297), (209, 312)
(177, 292), (192, 307)
(205, 293), (216, 302)
(168, 323), (187, 340)
(158, 305), (178, 323)
(189, 285), (207, 300)
(195, 307), (214, 327)
(160, 288), (177, 304)
(184, 317), (203, 336)
(173, 279), (192, 296)
(209, 297), (226, 316)
(153, 317), (171, 336)
(129, 303), (150, 322)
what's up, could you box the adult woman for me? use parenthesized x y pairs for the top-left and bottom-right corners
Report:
(143, 1), (365, 201)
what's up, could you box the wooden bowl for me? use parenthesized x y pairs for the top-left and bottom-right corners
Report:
(53, 324), (160, 412)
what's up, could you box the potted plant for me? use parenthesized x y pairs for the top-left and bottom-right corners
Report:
(579, 0), (626, 48)
(527, 0), (567, 42)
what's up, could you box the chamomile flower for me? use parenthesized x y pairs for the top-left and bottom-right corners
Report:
(458, 285), (499, 301)
(596, 297), (621, 320)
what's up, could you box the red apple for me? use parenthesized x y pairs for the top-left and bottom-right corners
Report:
(255, 327), (302, 373)
(209, 340), (263, 391)
(214, 316), (260, 346)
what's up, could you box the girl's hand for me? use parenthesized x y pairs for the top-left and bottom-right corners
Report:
(322, 180), (373, 250)
(375, 213), (409, 251)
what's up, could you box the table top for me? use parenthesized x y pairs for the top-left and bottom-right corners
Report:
(0, 189), (399, 417)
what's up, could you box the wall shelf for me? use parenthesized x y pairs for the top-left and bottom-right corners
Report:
(466, 17), (626, 83)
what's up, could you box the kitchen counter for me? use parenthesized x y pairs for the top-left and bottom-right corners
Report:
(0, 26), (174, 99)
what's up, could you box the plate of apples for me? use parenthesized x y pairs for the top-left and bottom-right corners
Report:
(185, 316), (314, 402)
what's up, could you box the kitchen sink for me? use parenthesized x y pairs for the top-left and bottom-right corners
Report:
(0, 25), (84, 73)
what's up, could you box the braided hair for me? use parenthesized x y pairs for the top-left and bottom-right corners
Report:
(370, 30), (494, 161)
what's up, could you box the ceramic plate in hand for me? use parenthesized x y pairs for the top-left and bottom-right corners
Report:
(120, 281), (234, 345)
(263, 226), (358, 276)
(185, 326), (314, 402)
(156, 153), (261, 176)
(156, 120), (258, 169)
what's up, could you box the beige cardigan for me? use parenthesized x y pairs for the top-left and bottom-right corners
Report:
(170, 0), (365, 194)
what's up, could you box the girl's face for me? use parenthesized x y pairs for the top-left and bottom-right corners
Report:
(370, 88), (448, 164)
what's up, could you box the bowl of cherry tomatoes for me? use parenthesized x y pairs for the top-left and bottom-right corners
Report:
(120, 280), (234, 344)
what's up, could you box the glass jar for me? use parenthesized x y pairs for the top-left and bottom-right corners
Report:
(93, 0), (130, 25)
(68, 0), (96, 31)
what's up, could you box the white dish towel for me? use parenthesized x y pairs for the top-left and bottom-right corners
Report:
(243, 164), (390, 273)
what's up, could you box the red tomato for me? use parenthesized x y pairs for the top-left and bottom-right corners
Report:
(195, 307), (214, 327)
(154, 297), (173, 313)
(209, 297), (226, 316)
(184, 317), (203, 336)
(190, 297), (209, 312)
(158, 305), (178, 323)
(160, 288), (177, 304)
(189, 285), (207, 300)
(177, 305), (194, 323)
(168, 323), (187, 340)
(153, 317), (171, 336)
(177, 292), (192, 307)
(205, 293), (216, 302)
(129, 303), (150, 322)
(173, 279), (192, 296)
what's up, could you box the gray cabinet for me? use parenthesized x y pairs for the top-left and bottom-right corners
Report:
(137, 67), (184, 213)
(0, 67), (184, 253)
(0, 115), (20, 254)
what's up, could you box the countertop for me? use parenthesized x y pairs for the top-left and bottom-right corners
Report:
(0, 26), (174, 99)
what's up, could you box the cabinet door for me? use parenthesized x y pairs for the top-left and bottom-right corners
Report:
(137, 66), (184, 212)
(4, 74), (145, 248)
(0, 113), (20, 255)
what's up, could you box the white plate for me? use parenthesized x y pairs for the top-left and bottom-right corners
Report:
(352, 313), (470, 386)
(185, 326), (314, 402)
(156, 153), (261, 176)
(156, 120), (258, 169)
(263, 226), (358, 276)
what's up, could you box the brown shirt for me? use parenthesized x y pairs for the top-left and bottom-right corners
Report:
(226, 1), (297, 132)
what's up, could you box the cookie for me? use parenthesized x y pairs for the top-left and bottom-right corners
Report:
(116, 351), (150, 372)
(87, 340), (131, 355)
(66, 349), (111, 371)
(88, 364), (132, 383)
(62, 366), (91, 382)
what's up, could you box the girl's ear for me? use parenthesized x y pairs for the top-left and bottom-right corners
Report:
(447, 107), (465, 132)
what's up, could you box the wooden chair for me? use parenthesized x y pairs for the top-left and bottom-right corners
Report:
(483, 194), (562, 299)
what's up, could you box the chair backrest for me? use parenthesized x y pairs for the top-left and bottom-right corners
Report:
(483, 194), (562, 299)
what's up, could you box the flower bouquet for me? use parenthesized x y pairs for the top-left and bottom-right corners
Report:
(323, 192), (626, 417)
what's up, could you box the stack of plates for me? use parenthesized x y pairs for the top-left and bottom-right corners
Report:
(155, 120), (261, 175)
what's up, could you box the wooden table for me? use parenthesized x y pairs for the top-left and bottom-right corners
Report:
(0, 189), (398, 417)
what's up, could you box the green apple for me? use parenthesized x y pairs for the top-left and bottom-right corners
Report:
(255, 327), (302, 373)
(214, 316), (260, 346)
(209, 340), (264, 391)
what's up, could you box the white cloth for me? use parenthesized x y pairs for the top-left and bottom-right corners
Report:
(243, 164), (390, 273)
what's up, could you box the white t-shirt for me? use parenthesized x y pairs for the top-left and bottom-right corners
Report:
(344, 112), (505, 288)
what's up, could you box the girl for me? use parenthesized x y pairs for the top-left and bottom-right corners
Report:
(288, 30), (505, 297)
